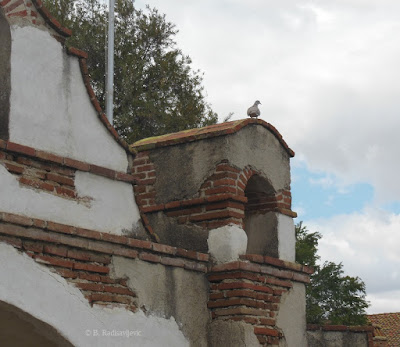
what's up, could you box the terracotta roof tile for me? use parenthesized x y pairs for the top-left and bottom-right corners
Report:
(131, 119), (295, 157)
(368, 312), (400, 347)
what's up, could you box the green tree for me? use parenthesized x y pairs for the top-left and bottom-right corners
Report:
(44, 0), (218, 143)
(295, 222), (369, 325)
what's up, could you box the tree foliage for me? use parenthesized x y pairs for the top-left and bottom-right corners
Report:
(44, 0), (218, 143)
(295, 222), (369, 325)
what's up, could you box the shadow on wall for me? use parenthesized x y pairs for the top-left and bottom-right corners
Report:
(0, 301), (74, 347)
(244, 174), (278, 257)
(0, 8), (11, 140)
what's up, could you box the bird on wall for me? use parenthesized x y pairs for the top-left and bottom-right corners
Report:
(247, 100), (261, 119)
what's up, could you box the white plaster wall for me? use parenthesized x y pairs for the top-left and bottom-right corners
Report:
(276, 282), (307, 347)
(209, 320), (260, 347)
(277, 214), (295, 262)
(208, 224), (248, 264)
(112, 257), (210, 346)
(9, 26), (128, 172)
(0, 166), (141, 235)
(0, 243), (189, 347)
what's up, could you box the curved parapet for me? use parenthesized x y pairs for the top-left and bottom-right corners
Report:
(132, 120), (297, 260)
(0, 1), (145, 238)
(1, 0), (133, 171)
(133, 118), (295, 158)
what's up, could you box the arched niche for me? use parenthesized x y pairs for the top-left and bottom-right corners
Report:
(0, 8), (11, 140)
(244, 174), (279, 257)
(0, 301), (73, 347)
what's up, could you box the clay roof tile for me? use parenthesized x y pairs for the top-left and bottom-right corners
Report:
(368, 312), (400, 346)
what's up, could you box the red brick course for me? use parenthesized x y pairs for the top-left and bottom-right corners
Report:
(0, 144), (137, 207)
(1, 0), (70, 40)
(0, 143), (135, 182)
(0, 211), (209, 268)
(0, 211), (211, 312)
(207, 259), (311, 347)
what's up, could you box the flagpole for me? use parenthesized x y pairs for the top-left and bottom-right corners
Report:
(106, 0), (115, 125)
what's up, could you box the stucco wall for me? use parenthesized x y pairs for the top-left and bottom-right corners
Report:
(245, 212), (278, 257)
(0, 18), (145, 236)
(277, 214), (296, 262)
(0, 165), (141, 236)
(209, 320), (260, 347)
(9, 26), (128, 172)
(0, 242), (189, 347)
(307, 330), (369, 347)
(276, 282), (307, 347)
(149, 125), (291, 204)
(111, 257), (210, 347)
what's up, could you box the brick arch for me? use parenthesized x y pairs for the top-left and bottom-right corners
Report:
(242, 173), (279, 256)
(238, 168), (295, 256)
(131, 158), (295, 251)
(0, 7), (11, 140)
(133, 160), (294, 228)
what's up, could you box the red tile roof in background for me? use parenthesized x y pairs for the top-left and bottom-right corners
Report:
(131, 118), (295, 157)
(368, 313), (400, 347)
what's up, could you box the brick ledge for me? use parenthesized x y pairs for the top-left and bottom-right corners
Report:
(0, 211), (209, 268)
(0, 139), (135, 183)
(306, 324), (374, 332)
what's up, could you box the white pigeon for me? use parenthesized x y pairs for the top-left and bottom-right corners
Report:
(247, 100), (261, 119)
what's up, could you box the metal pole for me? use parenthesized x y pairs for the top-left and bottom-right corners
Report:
(106, 0), (115, 125)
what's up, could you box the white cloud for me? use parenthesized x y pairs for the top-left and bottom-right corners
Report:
(367, 290), (400, 314)
(135, 0), (400, 204)
(132, 0), (400, 313)
(306, 208), (400, 313)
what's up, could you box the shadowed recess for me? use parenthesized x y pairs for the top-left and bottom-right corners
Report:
(0, 8), (11, 140)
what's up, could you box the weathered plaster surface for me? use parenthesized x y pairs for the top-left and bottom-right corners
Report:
(245, 212), (278, 257)
(243, 212), (295, 261)
(9, 26), (128, 172)
(148, 212), (209, 251)
(208, 224), (248, 264)
(0, 166), (141, 235)
(276, 282), (307, 347)
(0, 243), (189, 347)
(150, 125), (291, 204)
(277, 214), (295, 262)
(111, 257), (210, 347)
(209, 320), (260, 347)
(226, 126), (291, 191)
(307, 330), (368, 347)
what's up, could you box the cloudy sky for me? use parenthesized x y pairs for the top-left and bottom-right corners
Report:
(131, 0), (400, 314)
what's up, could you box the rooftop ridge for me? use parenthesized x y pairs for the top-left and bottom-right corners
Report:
(131, 118), (295, 157)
